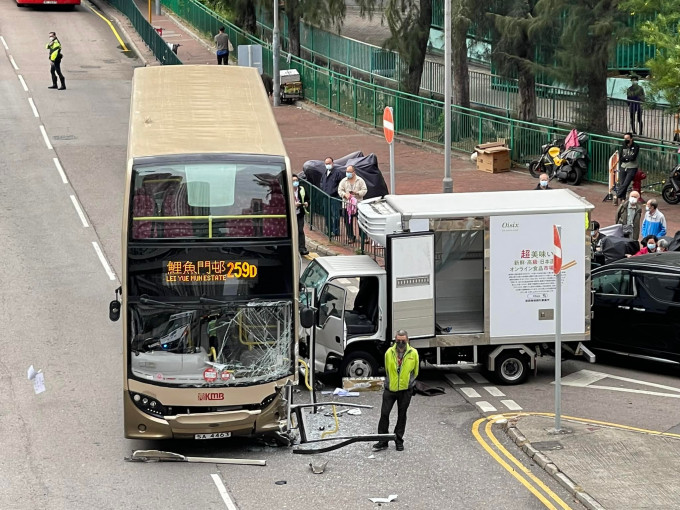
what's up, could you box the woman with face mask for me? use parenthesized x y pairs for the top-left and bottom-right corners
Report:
(337, 165), (367, 243)
(634, 235), (658, 256)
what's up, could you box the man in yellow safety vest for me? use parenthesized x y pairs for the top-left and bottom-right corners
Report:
(46, 31), (65, 90)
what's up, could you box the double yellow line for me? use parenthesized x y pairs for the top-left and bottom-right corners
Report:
(472, 415), (573, 510)
(87, 3), (130, 52)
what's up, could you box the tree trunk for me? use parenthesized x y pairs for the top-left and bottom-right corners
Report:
(286, 7), (301, 57)
(402, 0), (432, 95)
(588, 74), (608, 134)
(241, 0), (257, 34)
(517, 68), (537, 123)
(452, 15), (470, 108)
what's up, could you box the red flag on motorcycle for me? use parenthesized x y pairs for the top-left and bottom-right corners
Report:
(553, 225), (562, 274)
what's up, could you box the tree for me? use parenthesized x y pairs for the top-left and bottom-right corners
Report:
(283, 0), (347, 57)
(488, 0), (557, 122)
(451, 0), (471, 107)
(619, 0), (680, 111)
(538, 0), (626, 133)
(211, 0), (257, 34)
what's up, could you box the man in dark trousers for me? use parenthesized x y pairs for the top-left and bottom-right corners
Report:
(292, 174), (309, 256)
(373, 330), (419, 452)
(319, 156), (343, 237)
(615, 133), (640, 206)
(46, 32), (65, 90)
(214, 26), (230, 65)
(627, 75), (645, 135)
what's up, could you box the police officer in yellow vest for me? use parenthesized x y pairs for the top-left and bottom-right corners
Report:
(46, 31), (65, 90)
(373, 329), (419, 452)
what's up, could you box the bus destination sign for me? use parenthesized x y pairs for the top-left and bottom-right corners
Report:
(165, 260), (258, 284)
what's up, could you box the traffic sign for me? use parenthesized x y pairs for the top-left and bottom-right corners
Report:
(383, 107), (394, 144)
(553, 225), (562, 274)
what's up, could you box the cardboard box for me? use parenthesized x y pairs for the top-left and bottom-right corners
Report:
(475, 141), (511, 173)
(342, 377), (385, 392)
(279, 69), (301, 84)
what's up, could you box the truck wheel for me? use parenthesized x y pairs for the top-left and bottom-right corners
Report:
(493, 351), (530, 385)
(341, 351), (378, 378)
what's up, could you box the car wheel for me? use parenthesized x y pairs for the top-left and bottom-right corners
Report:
(341, 351), (378, 378)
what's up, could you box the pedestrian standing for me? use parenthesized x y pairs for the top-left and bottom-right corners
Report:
(627, 74), (645, 135)
(535, 173), (552, 190)
(319, 156), (343, 237)
(615, 133), (640, 206)
(641, 199), (667, 239)
(373, 330), (419, 452)
(292, 174), (309, 256)
(338, 165), (367, 243)
(46, 32), (65, 90)
(615, 190), (642, 240)
(214, 27), (231, 65)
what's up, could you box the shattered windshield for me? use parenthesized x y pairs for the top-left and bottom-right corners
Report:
(129, 302), (293, 387)
(300, 262), (328, 305)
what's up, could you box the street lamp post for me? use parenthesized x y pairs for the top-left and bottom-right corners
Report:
(272, 0), (281, 107)
(443, 0), (452, 193)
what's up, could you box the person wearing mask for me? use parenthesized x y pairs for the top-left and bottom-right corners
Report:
(291, 174), (309, 256)
(46, 32), (65, 90)
(535, 173), (551, 190)
(641, 199), (667, 239)
(658, 239), (670, 252)
(373, 330), (419, 452)
(634, 235), (658, 256)
(214, 26), (231, 65)
(627, 75), (645, 135)
(615, 190), (642, 240)
(319, 157), (343, 237)
(338, 165), (367, 243)
(614, 133), (640, 206)
(590, 221), (606, 253)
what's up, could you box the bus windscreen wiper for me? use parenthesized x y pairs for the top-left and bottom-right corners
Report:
(139, 295), (173, 306)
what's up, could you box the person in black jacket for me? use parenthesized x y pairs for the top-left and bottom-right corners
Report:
(319, 156), (344, 237)
(615, 133), (640, 206)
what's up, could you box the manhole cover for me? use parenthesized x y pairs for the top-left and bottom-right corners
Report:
(53, 135), (77, 140)
(531, 441), (563, 451)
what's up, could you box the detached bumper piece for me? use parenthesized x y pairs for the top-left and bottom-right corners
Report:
(125, 450), (266, 466)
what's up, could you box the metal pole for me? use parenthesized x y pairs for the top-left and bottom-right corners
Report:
(272, 0), (281, 107)
(443, 0), (452, 193)
(155, 0), (160, 16)
(148, 0), (152, 24)
(554, 225), (562, 432)
(389, 141), (395, 194)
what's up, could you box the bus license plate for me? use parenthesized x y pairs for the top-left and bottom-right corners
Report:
(43, 1), (58, 3)
(195, 432), (231, 440)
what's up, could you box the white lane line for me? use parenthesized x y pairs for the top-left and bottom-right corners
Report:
(18, 75), (28, 92)
(211, 474), (238, 510)
(0, 36), (8, 50)
(461, 387), (481, 399)
(53, 158), (68, 183)
(444, 374), (464, 385)
(483, 386), (505, 397)
(28, 98), (39, 118)
(476, 401), (497, 413)
(469, 372), (489, 384)
(92, 241), (116, 281)
(70, 195), (89, 227)
(501, 399), (523, 411)
(39, 125), (53, 150)
(9, 55), (19, 70)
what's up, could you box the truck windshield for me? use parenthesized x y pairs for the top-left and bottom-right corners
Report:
(300, 262), (328, 305)
(129, 302), (293, 387)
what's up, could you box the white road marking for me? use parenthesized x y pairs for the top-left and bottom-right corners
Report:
(18, 75), (28, 92)
(9, 55), (18, 70)
(461, 387), (481, 398)
(558, 369), (680, 393)
(444, 374), (464, 385)
(558, 370), (608, 387)
(211, 474), (238, 510)
(92, 241), (116, 281)
(483, 386), (505, 397)
(53, 158), (68, 183)
(28, 98), (39, 118)
(70, 195), (89, 227)
(39, 125), (53, 150)
(0, 36), (8, 50)
(469, 372), (489, 384)
(501, 399), (523, 411)
(476, 401), (497, 413)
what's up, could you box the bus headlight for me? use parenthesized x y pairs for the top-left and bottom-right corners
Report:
(130, 392), (168, 417)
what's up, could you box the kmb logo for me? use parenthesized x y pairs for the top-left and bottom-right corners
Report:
(198, 392), (225, 401)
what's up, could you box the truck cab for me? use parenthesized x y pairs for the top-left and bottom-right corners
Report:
(300, 256), (387, 377)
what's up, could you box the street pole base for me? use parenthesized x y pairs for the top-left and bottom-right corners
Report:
(442, 177), (453, 194)
(546, 427), (573, 435)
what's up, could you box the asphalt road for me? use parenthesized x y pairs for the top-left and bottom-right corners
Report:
(6, 4), (677, 509)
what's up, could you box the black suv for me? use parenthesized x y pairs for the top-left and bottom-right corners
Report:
(591, 252), (680, 363)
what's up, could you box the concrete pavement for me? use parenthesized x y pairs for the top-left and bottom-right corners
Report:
(101, 5), (680, 508)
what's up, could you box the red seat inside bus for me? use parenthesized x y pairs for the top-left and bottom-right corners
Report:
(132, 187), (156, 239)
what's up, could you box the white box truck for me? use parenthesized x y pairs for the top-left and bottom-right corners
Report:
(299, 189), (595, 384)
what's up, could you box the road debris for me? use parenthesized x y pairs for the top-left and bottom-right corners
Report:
(368, 494), (398, 503)
(124, 450), (266, 466)
(309, 461), (328, 474)
(27, 365), (45, 395)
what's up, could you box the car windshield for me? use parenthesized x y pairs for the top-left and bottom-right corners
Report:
(300, 262), (328, 305)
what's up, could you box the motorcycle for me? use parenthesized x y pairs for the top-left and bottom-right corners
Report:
(661, 163), (680, 205)
(528, 132), (589, 186)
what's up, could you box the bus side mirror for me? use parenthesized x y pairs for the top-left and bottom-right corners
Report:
(300, 307), (315, 329)
(109, 286), (122, 322)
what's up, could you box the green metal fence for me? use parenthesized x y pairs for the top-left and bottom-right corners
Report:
(106, 0), (182, 65)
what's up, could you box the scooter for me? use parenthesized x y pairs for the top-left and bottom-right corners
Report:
(528, 133), (589, 186)
(661, 163), (680, 205)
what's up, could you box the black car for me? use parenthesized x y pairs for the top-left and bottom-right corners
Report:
(591, 252), (680, 363)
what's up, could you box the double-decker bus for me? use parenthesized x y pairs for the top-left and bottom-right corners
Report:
(110, 65), (298, 440)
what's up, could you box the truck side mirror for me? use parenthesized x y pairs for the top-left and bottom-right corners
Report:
(109, 286), (122, 322)
(300, 306), (315, 329)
